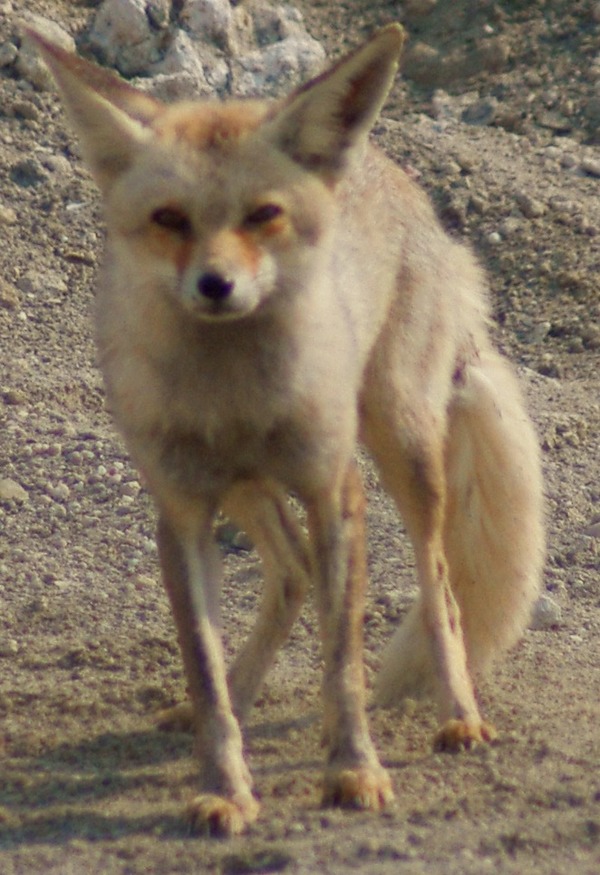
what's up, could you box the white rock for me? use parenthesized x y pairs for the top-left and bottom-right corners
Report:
(89, 0), (161, 76)
(151, 28), (228, 94)
(231, 35), (325, 98)
(180, 0), (234, 50)
(530, 594), (562, 630)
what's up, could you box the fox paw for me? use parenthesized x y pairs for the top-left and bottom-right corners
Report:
(434, 718), (498, 753)
(155, 701), (194, 733)
(322, 765), (394, 811)
(187, 793), (259, 837)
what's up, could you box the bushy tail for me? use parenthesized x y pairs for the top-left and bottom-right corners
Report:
(375, 352), (545, 706)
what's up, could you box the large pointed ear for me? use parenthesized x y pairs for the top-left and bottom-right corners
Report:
(263, 24), (404, 181)
(23, 28), (164, 191)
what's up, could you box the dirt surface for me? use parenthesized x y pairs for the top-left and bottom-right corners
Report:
(0, 1), (599, 873)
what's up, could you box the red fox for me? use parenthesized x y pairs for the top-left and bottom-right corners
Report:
(28, 24), (544, 836)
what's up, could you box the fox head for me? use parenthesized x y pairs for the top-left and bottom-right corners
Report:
(27, 25), (404, 322)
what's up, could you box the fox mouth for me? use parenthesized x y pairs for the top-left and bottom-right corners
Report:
(187, 296), (256, 322)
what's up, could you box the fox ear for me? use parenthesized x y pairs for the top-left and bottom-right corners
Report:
(24, 29), (163, 191)
(263, 24), (404, 181)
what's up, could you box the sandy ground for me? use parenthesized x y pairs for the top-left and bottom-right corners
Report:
(0, 1), (598, 873)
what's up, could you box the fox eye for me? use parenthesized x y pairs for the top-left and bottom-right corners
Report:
(244, 203), (283, 226)
(151, 207), (192, 236)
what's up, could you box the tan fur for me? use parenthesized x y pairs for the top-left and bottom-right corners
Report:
(29, 23), (544, 836)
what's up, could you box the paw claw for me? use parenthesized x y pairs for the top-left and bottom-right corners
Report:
(322, 766), (394, 811)
(187, 793), (259, 837)
(434, 718), (498, 752)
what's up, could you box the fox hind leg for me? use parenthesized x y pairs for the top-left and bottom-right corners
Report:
(362, 405), (492, 750)
(369, 350), (543, 749)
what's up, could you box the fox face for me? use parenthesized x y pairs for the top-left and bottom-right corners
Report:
(26, 26), (404, 322)
(105, 104), (334, 321)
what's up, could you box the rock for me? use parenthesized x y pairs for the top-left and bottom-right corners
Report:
(404, 37), (508, 87)
(250, 1), (310, 45)
(0, 479), (28, 502)
(9, 157), (48, 188)
(17, 15), (76, 89)
(17, 269), (68, 298)
(231, 36), (325, 98)
(530, 595), (562, 630)
(499, 217), (523, 237)
(404, 0), (438, 18)
(88, 0), (166, 77)
(515, 192), (546, 218)
(2, 388), (26, 405)
(87, 0), (324, 99)
(581, 157), (600, 178)
(0, 281), (20, 310)
(403, 41), (442, 85)
(461, 97), (498, 126)
(10, 98), (40, 122)
(180, 0), (235, 52)
(151, 28), (228, 95)
(0, 40), (17, 68)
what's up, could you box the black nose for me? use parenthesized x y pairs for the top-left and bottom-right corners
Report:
(198, 272), (234, 301)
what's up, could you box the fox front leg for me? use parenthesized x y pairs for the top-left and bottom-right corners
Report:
(156, 515), (258, 836)
(307, 462), (394, 811)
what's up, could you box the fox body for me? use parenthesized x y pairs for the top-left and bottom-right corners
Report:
(30, 25), (544, 836)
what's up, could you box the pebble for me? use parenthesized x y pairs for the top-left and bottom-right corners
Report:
(0, 281), (20, 310)
(0, 205), (17, 225)
(0, 41), (17, 68)
(2, 388), (26, 405)
(0, 638), (19, 657)
(46, 482), (71, 502)
(499, 217), (523, 237)
(516, 192), (546, 218)
(0, 479), (28, 502)
(9, 158), (49, 188)
(461, 97), (498, 126)
(530, 594), (562, 630)
(580, 157), (600, 178)
(17, 269), (67, 297)
(560, 153), (578, 169)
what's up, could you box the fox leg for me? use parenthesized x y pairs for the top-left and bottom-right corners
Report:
(157, 482), (312, 732)
(363, 413), (494, 750)
(223, 481), (313, 720)
(307, 461), (394, 809)
(156, 513), (258, 836)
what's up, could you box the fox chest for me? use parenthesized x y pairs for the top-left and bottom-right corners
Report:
(113, 363), (352, 499)
(104, 315), (358, 499)
(153, 416), (326, 497)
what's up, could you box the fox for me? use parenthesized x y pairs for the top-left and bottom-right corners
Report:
(28, 24), (544, 836)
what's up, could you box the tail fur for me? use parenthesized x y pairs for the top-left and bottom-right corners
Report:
(375, 352), (544, 706)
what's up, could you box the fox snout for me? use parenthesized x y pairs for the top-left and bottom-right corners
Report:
(197, 271), (235, 303)
(180, 252), (275, 321)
